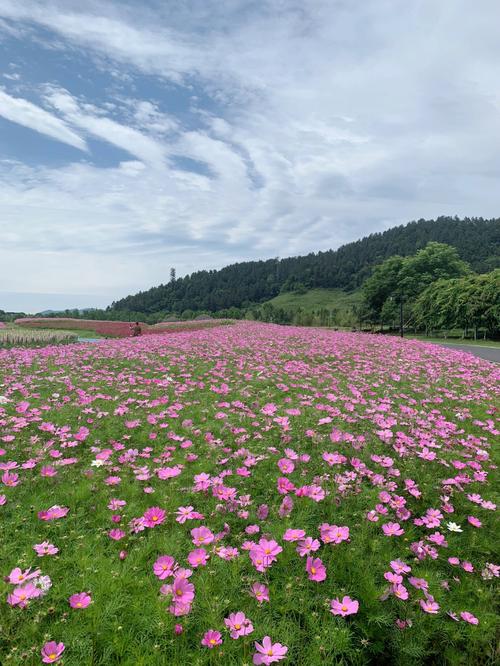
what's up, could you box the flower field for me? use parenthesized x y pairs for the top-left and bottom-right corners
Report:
(0, 322), (498, 665)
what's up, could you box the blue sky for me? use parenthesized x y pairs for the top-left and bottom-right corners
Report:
(0, 0), (499, 313)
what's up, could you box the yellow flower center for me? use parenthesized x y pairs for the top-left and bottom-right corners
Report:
(267, 650), (274, 656)
(341, 605), (348, 612)
(176, 590), (182, 596)
(311, 567), (316, 574)
(235, 624), (241, 629)
(49, 654), (56, 660)
(210, 639), (216, 645)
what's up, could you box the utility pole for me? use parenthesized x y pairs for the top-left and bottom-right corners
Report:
(399, 296), (404, 338)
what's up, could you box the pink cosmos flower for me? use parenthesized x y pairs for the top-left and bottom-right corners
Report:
(277, 477), (295, 494)
(420, 598), (440, 614)
(277, 458), (295, 474)
(253, 636), (288, 664)
(33, 542), (59, 557)
(256, 504), (269, 520)
(306, 556), (326, 582)
(467, 516), (482, 528)
(171, 577), (195, 605)
(296, 537), (321, 557)
(2, 471), (19, 486)
(153, 555), (176, 579)
(175, 506), (196, 523)
(7, 582), (41, 607)
(41, 641), (65, 663)
(201, 630), (222, 648)
(142, 506), (166, 527)
(225, 611), (254, 638)
(69, 592), (92, 609)
(108, 529), (126, 541)
(191, 526), (215, 546)
(392, 584), (409, 600)
(259, 538), (282, 563)
(384, 572), (402, 585)
(249, 547), (268, 572)
(8, 567), (40, 585)
(38, 505), (69, 521)
(320, 524), (349, 544)
(390, 560), (411, 575)
(382, 522), (404, 536)
(217, 546), (240, 561)
(283, 528), (305, 542)
(408, 577), (428, 590)
(187, 548), (208, 568)
(330, 595), (359, 616)
(246, 525), (260, 535)
(108, 498), (126, 510)
(250, 582), (269, 603)
(460, 611), (479, 625)
(481, 563), (499, 579)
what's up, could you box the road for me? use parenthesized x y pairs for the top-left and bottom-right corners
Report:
(436, 343), (500, 363)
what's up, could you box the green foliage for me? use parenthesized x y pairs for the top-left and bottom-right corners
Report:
(414, 270), (500, 334)
(363, 242), (471, 322)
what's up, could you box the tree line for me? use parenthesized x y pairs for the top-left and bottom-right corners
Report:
(109, 217), (500, 315)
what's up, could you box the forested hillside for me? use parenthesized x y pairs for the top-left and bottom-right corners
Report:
(111, 217), (499, 314)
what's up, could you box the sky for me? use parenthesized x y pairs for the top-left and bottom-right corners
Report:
(0, 0), (499, 313)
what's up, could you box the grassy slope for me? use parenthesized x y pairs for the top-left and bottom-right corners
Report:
(407, 335), (500, 348)
(265, 288), (362, 312)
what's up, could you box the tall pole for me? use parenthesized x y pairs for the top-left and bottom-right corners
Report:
(399, 296), (404, 338)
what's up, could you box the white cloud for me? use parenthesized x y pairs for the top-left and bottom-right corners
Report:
(0, 88), (87, 151)
(43, 87), (168, 166)
(0, 0), (499, 304)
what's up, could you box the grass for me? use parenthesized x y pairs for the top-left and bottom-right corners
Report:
(0, 323), (498, 665)
(265, 288), (362, 313)
(6, 323), (103, 339)
(407, 334), (500, 348)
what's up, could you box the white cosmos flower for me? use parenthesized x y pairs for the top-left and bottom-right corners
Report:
(36, 575), (52, 594)
(446, 522), (463, 533)
(90, 459), (104, 467)
(0, 395), (10, 404)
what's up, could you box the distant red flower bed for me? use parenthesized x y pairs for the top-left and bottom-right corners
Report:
(14, 318), (142, 338)
(14, 318), (232, 338)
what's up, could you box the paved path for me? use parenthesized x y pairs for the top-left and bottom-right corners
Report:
(436, 343), (500, 363)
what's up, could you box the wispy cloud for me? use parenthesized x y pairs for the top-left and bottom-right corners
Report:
(43, 87), (168, 167)
(0, 89), (87, 151)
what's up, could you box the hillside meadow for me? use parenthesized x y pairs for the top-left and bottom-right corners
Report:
(0, 322), (498, 665)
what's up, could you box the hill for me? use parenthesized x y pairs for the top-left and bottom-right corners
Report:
(110, 217), (500, 315)
(266, 288), (363, 313)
